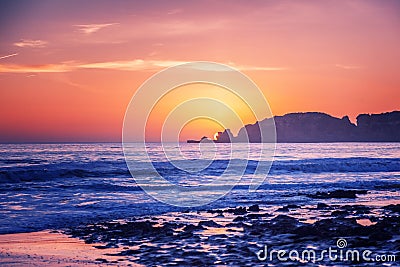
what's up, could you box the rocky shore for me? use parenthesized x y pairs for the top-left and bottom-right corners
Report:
(65, 190), (400, 266)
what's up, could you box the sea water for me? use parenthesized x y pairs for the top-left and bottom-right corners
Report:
(0, 143), (399, 233)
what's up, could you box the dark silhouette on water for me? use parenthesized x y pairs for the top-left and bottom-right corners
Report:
(187, 136), (213, 143)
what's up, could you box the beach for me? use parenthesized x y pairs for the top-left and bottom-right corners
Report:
(0, 143), (399, 265)
(1, 200), (399, 266)
(0, 231), (127, 266)
(2, 0), (400, 265)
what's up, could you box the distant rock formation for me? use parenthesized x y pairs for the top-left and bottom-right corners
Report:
(214, 129), (234, 143)
(356, 112), (400, 141)
(214, 111), (400, 143)
(273, 112), (358, 142)
(187, 136), (213, 143)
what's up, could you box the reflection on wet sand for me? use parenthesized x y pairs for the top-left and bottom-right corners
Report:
(0, 231), (133, 266)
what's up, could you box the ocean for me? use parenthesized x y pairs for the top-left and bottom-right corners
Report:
(1, 142), (399, 234)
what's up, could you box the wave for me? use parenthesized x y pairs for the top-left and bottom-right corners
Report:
(153, 157), (400, 176)
(271, 157), (400, 173)
(0, 157), (399, 184)
(0, 161), (130, 183)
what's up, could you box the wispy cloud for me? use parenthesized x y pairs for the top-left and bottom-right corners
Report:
(0, 60), (182, 73)
(75, 23), (118, 34)
(231, 63), (288, 71)
(78, 60), (287, 72)
(335, 64), (363, 70)
(167, 8), (183, 15)
(14, 39), (47, 48)
(0, 63), (72, 73)
(0, 59), (288, 73)
(0, 53), (18, 60)
(77, 59), (189, 71)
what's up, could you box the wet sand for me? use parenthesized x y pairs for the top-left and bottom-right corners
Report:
(0, 231), (134, 266)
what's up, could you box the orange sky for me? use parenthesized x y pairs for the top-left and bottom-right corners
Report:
(0, 0), (399, 142)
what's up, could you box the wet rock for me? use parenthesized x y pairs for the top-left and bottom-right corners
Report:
(233, 216), (245, 222)
(354, 207), (371, 215)
(383, 204), (400, 213)
(342, 205), (370, 213)
(294, 225), (316, 237)
(270, 215), (298, 224)
(115, 249), (141, 256)
(65, 202), (400, 266)
(178, 231), (194, 238)
(331, 210), (348, 217)
(83, 237), (96, 244)
(198, 220), (221, 228)
(225, 222), (244, 227)
(308, 189), (368, 199)
(183, 224), (204, 232)
(312, 218), (366, 238)
(225, 206), (247, 215)
(163, 222), (184, 229)
(276, 206), (289, 212)
(246, 213), (273, 219)
(111, 221), (157, 237)
(215, 212), (224, 218)
(373, 216), (400, 236)
(375, 216), (400, 227)
(277, 204), (301, 212)
(248, 204), (260, 212)
(242, 220), (269, 233)
(375, 184), (400, 189)
(93, 243), (118, 249)
(316, 203), (330, 209)
(207, 209), (224, 214)
(268, 215), (299, 234)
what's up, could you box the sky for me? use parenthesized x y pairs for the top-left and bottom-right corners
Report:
(0, 0), (399, 142)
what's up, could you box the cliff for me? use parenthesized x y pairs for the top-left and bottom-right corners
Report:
(356, 112), (400, 142)
(215, 111), (400, 143)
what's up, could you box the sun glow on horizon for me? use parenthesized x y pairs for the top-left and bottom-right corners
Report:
(143, 83), (259, 142)
(213, 132), (219, 140)
(0, 1), (399, 142)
